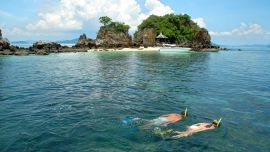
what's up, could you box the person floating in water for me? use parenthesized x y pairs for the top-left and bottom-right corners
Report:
(170, 118), (222, 139)
(140, 108), (188, 129)
(122, 108), (188, 128)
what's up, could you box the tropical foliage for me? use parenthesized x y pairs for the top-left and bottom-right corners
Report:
(136, 14), (208, 44)
(99, 16), (130, 34)
(99, 16), (112, 26)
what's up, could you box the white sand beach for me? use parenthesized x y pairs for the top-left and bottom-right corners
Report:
(88, 47), (161, 52)
(87, 47), (195, 52)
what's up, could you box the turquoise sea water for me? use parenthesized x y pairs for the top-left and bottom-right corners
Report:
(0, 48), (270, 152)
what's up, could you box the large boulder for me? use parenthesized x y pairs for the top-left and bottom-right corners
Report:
(96, 29), (132, 48)
(75, 34), (95, 48)
(134, 28), (157, 47)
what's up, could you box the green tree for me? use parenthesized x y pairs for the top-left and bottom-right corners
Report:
(99, 16), (112, 26)
(99, 16), (130, 34)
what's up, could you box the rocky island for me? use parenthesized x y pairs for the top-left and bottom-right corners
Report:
(0, 14), (222, 56)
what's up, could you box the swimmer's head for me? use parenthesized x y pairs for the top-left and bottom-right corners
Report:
(181, 108), (188, 117)
(212, 118), (222, 127)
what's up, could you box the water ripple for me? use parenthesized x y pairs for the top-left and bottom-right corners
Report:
(1, 50), (270, 151)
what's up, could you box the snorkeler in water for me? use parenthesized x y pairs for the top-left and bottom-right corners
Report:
(140, 108), (188, 129)
(170, 118), (222, 139)
(122, 108), (188, 128)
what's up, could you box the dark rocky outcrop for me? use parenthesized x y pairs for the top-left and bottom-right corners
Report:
(29, 41), (62, 55)
(32, 41), (61, 50)
(75, 34), (96, 49)
(96, 29), (132, 48)
(0, 28), (90, 56)
(134, 28), (157, 47)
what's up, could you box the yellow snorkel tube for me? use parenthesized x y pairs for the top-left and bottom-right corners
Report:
(212, 118), (222, 127)
(181, 108), (188, 117)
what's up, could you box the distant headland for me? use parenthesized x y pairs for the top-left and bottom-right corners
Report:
(0, 14), (224, 56)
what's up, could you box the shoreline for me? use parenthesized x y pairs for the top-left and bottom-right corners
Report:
(0, 46), (226, 56)
(88, 47), (161, 52)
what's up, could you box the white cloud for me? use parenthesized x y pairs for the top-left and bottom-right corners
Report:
(192, 17), (206, 28)
(210, 23), (263, 36)
(24, 0), (174, 34)
(145, 0), (174, 16)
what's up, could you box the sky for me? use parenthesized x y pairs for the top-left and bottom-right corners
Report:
(0, 0), (270, 45)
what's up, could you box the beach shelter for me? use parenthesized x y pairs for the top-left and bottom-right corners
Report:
(156, 33), (169, 45)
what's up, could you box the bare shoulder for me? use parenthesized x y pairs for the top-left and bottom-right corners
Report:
(191, 123), (206, 126)
(197, 123), (212, 126)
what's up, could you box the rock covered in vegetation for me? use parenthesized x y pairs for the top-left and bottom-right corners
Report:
(96, 16), (132, 48)
(96, 29), (132, 48)
(134, 28), (157, 47)
(75, 34), (96, 48)
(135, 14), (212, 49)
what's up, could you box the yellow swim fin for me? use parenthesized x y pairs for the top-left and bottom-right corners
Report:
(181, 108), (188, 117)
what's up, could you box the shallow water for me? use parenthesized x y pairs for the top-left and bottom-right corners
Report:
(0, 48), (270, 152)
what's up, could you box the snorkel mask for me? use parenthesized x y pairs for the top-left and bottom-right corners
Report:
(181, 108), (188, 117)
(212, 118), (222, 127)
